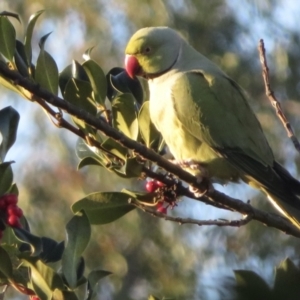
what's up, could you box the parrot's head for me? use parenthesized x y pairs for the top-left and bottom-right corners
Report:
(125, 27), (181, 79)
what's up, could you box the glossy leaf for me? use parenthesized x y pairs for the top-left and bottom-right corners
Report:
(87, 270), (112, 300)
(59, 64), (73, 94)
(106, 67), (124, 101)
(35, 43), (59, 95)
(77, 157), (103, 169)
(38, 31), (52, 49)
(71, 192), (135, 225)
(234, 270), (271, 298)
(0, 106), (20, 162)
(122, 189), (156, 204)
(112, 93), (139, 140)
(24, 10), (44, 64)
(39, 238), (64, 263)
(101, 138), (127, 161)
(273, 258), (300, 299)
(114, 157), (143, 178)
(0, 11), (20, 22)
(62, 211), (91, 289)
(15, 40), (30, 76)
(0, 162), (13, 195)
(0, 16), (16, 61)
(0, 247), (13, 279)
(13, 227), (43, 257)
(52, 289), (79, 300)
(64, 78), (97, 115)
(108, 69), (144, 104)
(82, 59), (107, 105)
(71, 60), (90, 82)
(22, 257), (64, 299)
(82, 46), (95, 60)
(138, 101), (161, 149)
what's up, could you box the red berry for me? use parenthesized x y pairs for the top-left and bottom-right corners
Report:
(155, 180), (165, 187)
(156, 202), (164, 209)
(4, 194), (18, 206)
(6, 215), (21, 228)
(156, 206), (167, 214)
(30, 296), (40, 300)
(145, 181), (159, 193)
(7, 205), (23, 218)
(0, 198), (6, 210)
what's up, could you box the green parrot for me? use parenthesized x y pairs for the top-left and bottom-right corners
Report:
(124, 27), (300, 229)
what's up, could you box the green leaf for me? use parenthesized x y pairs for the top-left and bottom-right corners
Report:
(13, 227), (43, 257)
(62, 211), (91, 289)
(87, 270), (112, 300)
(52, 289), (79, 300)
(59, 64), (73, 94)
(273, 258), (300, 299)
(71, 192), (135, 225)
(24, 10), (44, 65)
(112, 93), (139, 140)
(15, 40), (30, 76)
(114, 157), (143, 178)
(138, 101), (161, 149)
(77, 157), (103, 169)
(39, 238), (64, 263)
(108, 69), (144, 104)
(0, 106), (20, 162)
(0, 247), (13, 279)
(0, 16), (16, 61)
(82, 59), (107, 105)
(101, 138), (127, 161)
(83, 46), (95, 60)
(71, 60), (90, 82)
(35, 46), (59, 95)
(122, 189), (156, 204)
(22, 257), (64, 300)
(234, 270), (271, 298)
(0, 11), (20, 22)
(106, 67), (124, 101)
(64, 79), (97, 134)
(0, 162), (14, 195)
(38, 31), (52, 49)
(64, 78), (97, 115)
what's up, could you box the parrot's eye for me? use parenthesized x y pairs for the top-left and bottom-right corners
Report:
(144, 47), (151, 54)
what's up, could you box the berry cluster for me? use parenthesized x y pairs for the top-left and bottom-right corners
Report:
(145, 179), (177, 214)
(0, 194), (23, 239)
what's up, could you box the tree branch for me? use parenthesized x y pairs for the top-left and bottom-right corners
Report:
(0, 61), (300, 237)
(258, 39), (300, 153)
(130, 198), (253, 227)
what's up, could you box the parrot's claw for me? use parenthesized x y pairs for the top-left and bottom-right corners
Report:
(189, 177), (214, 198)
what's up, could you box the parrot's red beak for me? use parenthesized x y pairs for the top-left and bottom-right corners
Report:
(125, 55), (141, 78)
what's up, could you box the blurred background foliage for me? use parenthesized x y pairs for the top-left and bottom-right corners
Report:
(0, 0), (300, 299)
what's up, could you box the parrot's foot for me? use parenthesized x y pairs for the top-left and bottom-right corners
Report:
(171, 159), (213, 197)
(189, 177), (214, 198)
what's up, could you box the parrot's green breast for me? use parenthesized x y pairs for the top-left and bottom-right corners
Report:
(149, 70), (240, 183)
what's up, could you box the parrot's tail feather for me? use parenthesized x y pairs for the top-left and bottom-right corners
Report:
(264, 189), (300, 230)
(274, 162), (300, 195)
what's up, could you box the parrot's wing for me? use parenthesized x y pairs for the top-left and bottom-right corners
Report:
(171, 70), (272, 165)
(171, 71), (300, 210)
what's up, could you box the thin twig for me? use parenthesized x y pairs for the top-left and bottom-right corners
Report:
(33, 95), (124, 163)
(130, 199), (252, 227)
(258, 39), (300, 153)
(0, 61), (300, 237)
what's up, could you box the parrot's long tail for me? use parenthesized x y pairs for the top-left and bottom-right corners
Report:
(263, 162), (300, 229)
